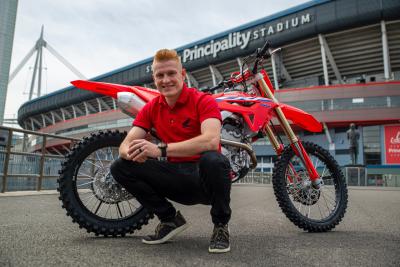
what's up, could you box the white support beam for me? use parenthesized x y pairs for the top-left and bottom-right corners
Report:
(323, 122), (335, 151)
(8, 45), (36, 83)
(319, 34), (342, 84)
(280, 62), (292, 81)
(43, 113), (52, 124)
(269, 49), (279, 90)
(30, 118), (35, 130)
(236, 57), (248, 72)
(50, 147), (63, 156)
(186, 72), (199, 88)
(83, 102), (89, 115)
(73, 104), (85, 116)
(185, 74), (191, 87)
(319, 34), (330, 86)
(61, 144), (71, 152)
(381, 20), (392, 80)
(46, 43), (87, 79)
(29, 46), (41, 100)
(60, 108), (66, 121)
(32, 116), (43, 128)
(37, 34), (44, 97)
(96, 98), (102, 112)
(61, 107), (72, 119)
(209, 65), (224, 86)
(51, 111), (63, 122)
(112, 98), (117, 110)
(71, 105), (77, 118)
(50, 112), (55, 124)
(275, 53), (292, 82)
(41, 115), (46, 128)
(97, 97), (110, 111)
(85, 101), (97, 113)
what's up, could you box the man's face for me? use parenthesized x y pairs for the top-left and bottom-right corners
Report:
(152, 59), (186, 98)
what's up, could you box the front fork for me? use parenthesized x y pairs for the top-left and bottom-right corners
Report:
(256, 74), (322, 188)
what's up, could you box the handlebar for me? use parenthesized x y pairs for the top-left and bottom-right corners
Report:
(252, 40), (272, 74)
(200, 80), (230, 93)
(200, 40), (279, 92)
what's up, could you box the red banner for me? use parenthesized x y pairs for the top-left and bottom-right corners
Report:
(384, 125), (400, 164)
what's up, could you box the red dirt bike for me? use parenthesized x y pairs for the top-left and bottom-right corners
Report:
(58, 41), (348, 237)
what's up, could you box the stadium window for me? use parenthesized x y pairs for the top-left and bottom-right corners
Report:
(335, 149), (350, 155)
(390, 96), (400, 107)
(334, 127), (348, 133)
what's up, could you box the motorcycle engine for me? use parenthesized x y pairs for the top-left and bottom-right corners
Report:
(220, 111), (251, 182)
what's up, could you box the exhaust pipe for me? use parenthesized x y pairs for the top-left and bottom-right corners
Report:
(220, 139), (257, 169)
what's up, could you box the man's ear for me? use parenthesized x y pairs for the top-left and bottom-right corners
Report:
(182, 68), (187, 79)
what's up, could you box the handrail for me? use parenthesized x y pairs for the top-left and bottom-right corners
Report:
(0, 125), (81, 192)
(0, 125), (81, 141)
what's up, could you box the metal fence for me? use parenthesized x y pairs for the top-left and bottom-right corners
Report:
(1, 125), (399, 192)
(0, 126), (80, 192)
(237, 172), (272, 184)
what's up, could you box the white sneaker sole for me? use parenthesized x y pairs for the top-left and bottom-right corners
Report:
(208, 246), (231, 253)
(142, 223), (189, 245)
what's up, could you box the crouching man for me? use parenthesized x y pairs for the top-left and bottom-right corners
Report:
(110, 48), (232, 253)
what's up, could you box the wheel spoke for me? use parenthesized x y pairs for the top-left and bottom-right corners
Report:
(317, 200), (324, 219)
(95, 151), (106, 169)
(94, 200), (104, 215)
(77, 171), (94, 179)
(83, 159), (103, 170)
(77, 180), (94, 187)
(116, 203), (123, 218)
(320, 192), (333, 214)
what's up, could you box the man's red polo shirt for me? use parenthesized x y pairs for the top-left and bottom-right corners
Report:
(133, 83), (222, 162)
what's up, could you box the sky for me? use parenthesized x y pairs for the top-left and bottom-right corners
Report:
(6, 0), (309, 120)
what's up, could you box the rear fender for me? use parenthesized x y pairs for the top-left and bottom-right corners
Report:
(70, 80), (159, 102)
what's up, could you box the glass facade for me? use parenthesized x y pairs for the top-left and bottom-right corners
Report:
(288, 95), (397, 112)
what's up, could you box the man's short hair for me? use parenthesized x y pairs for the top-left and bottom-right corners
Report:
(153, 49), (181, 67)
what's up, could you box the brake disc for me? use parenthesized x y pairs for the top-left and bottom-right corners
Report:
(91, 169), (132, 204)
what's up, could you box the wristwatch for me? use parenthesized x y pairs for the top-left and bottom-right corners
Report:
(157, 142), (168, 161)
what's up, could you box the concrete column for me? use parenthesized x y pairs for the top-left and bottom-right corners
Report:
(0, 0), (18, 125)
(319, 34), (329, 86)
(270, 49), (279, 90)
(381, 21), (391, 80)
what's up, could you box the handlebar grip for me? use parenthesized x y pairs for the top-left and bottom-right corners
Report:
(209, 84), (223, 92)
(258, 40), (271, 58)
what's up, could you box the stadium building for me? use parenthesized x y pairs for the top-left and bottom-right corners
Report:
(17, 0), (400, 183)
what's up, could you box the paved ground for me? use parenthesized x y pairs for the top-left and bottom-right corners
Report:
(0, 185), (399, 267)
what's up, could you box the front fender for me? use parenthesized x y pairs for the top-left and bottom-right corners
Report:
(280, 103), (322, 132)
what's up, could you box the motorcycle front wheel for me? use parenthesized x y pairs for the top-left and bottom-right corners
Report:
(57, 130), (153, 237)
(272, 141), (348, 232)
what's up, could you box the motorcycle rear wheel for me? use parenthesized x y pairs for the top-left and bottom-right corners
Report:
(57, 130), (153, 237)
(272, 141), (348, 232)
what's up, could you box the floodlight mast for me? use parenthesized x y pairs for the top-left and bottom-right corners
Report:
(8, 25), (87, 100)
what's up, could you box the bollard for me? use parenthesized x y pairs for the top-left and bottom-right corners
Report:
(2, 129), (13, 193)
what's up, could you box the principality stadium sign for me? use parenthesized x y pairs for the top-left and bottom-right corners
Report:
(145, 13), (312, 72)
(182, 13), (312, 63)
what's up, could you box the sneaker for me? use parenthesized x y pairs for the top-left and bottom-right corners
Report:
(142, 211), (188, 245)
(208, 223), (230, 253)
